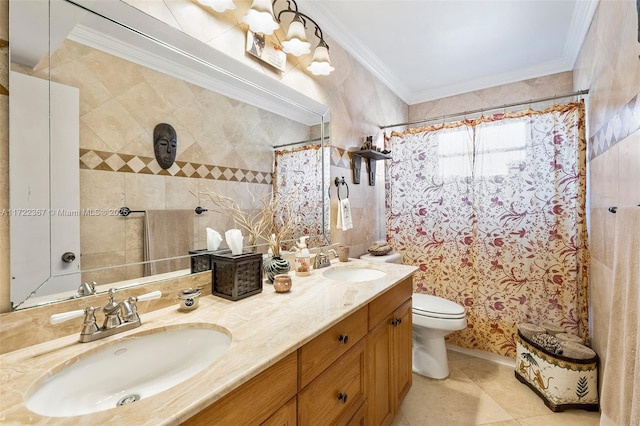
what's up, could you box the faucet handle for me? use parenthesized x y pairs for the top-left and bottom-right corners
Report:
(50, 306), (101, 324)
(50, 309), (86, 324)
(134, 290), (162, 302)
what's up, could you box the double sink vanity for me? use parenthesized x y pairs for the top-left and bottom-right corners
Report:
(0, 259), (416, 425)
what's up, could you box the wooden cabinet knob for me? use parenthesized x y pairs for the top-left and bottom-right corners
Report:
(338, 334), (349, 344)
(337, 392), (348, 404)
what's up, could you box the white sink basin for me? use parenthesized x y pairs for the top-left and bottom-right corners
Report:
(323, 267), (386, 282)
(26, 325), (231, 417)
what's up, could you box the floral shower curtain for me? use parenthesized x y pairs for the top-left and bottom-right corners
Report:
(385, 101), (589, 357)
(274, 144), (328, 249)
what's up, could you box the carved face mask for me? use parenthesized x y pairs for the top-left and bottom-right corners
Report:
(153, 123), (177, 169)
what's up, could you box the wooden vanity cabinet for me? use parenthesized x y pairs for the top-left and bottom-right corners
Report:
(182, 278), (413, 426)
(182, 352), (297, 426)
(367, 278), (413, 426)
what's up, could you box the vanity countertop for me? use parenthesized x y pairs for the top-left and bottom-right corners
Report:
(0, 259), (417, 425)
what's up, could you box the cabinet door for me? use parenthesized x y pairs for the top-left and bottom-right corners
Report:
(392, 299), (413, 405)
(261, 396), (297, 426)
(368, 296), (413, 426)
(367, 316), (394, 426)
(182, 352), (297, 425)
(298, 339), (366, 426)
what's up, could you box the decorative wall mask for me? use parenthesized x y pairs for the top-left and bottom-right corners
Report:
(153, 123), (178, 169)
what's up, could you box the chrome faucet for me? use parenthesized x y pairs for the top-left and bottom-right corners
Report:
(50, 288), (162, 343)
(77, 281), (96, 296)
(313, 249), (338, 269)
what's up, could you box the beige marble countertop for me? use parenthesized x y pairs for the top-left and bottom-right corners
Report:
(0, 259), (416, 425)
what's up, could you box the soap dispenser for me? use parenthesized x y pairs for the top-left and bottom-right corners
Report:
(295, 236), (310, 276)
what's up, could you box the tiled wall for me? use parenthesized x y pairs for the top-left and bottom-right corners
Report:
(573, 0), (640, 380)
(9, 38), (310, 286)
(0, 0), (407, 312)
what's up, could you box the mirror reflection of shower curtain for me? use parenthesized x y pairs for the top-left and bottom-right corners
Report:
(385, 102), (589, 358)
(273, 144), (328, 248)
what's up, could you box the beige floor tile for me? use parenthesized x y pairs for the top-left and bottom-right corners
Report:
(394, 351), (601, 426)
(397, 367), (514, 426)
(516, 410), (600, 426)
(452, 357), (552, 419)
(391, 412), (412, 426)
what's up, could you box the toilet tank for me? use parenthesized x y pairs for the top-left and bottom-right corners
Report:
(359, 252), (402, 264)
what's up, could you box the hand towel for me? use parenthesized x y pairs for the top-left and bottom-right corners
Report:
(143, 209), (194, 276)
(338, 198), (353, 231)
(600, 207), (640, 426)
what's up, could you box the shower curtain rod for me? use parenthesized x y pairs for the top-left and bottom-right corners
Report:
(272, 136), (330, 149)
(379, 89), (589, 130)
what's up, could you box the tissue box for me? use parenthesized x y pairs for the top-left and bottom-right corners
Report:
(515, 331), (599, 412)
(211, 251), (263, 301)
(189, 250), (214, 273)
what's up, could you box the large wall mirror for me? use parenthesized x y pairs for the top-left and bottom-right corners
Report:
(9, 0), (330, 310)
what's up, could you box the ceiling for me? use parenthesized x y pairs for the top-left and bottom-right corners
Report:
(303, 0), (599, 105)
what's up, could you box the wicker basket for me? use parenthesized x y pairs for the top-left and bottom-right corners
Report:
(189, 249), (213, 273)
(368, 246), (392, 256)
(211, 251), (263, 301)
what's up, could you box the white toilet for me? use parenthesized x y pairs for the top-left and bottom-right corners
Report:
(361, 251), (468, 380)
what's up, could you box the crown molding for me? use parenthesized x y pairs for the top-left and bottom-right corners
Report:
(303, 0), (413, 104)
(305, 0), (598, 106)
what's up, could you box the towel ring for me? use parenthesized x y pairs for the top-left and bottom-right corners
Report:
(335, 177), (349, 200)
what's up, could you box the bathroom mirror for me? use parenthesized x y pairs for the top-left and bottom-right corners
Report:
(8, 0), (330, 310)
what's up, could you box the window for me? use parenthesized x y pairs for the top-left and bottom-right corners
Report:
(437, 120), (527, 177)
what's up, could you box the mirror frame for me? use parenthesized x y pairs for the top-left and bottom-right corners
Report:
(8, 0), (331, 310)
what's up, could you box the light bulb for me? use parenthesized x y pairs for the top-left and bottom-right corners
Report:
(307, 40), (334, 75)
(281, 14), (311, 56)
(242, 0), (279, 35)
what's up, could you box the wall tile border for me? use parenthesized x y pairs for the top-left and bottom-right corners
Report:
(589, 94), (640, 160)
(79, 149), (273, 185)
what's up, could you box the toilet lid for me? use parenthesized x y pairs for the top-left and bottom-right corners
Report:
(413, 294), (466, 319)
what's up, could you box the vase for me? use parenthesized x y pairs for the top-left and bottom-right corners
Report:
(263, 255), (290, 283)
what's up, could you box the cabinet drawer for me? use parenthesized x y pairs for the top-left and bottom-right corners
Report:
(182, 352), (297, 425)
(298, 339), (366, 426)
(368, 277), (412, 330)
(299, 306), (368, 388)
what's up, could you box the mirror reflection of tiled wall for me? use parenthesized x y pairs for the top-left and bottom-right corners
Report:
(12, 39), (312, 285)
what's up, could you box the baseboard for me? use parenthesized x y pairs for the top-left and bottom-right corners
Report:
(446, 343), (515, 368)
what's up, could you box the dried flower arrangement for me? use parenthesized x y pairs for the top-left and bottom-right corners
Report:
(201, 189), (297, 256)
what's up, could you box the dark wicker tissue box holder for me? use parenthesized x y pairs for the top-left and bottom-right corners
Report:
(189, 249), (214, 273)
(211, 251), (263, 301)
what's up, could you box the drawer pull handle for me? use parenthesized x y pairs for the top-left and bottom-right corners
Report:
(391, 317), (402, 326)
(339, 334), (349, 344)
(396, 317), (402, 324)
(337, 392), (348, 404)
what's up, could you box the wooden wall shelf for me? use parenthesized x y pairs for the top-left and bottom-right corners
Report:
(351, 150), (392, 185)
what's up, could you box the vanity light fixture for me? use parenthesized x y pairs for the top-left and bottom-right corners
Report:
(196, 0), (236, 13)
(242, 0), (279, 35)
(240, 0), (335, 75)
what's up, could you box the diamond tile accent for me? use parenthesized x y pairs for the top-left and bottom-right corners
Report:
(589, 94), (640, 160)
(104, 154), (126, 171)
(77, 149), (280, 186)
(126, 156), (146, 173)
(80, 150), (104, 169)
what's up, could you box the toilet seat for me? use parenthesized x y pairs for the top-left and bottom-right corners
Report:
(412, 294), (466, 319)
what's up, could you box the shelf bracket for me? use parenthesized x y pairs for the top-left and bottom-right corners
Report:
(351, 154), (361, 184)
(350, 149), (392, 186)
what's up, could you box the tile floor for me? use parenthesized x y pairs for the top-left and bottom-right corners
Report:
(392, 349), (601, 426)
